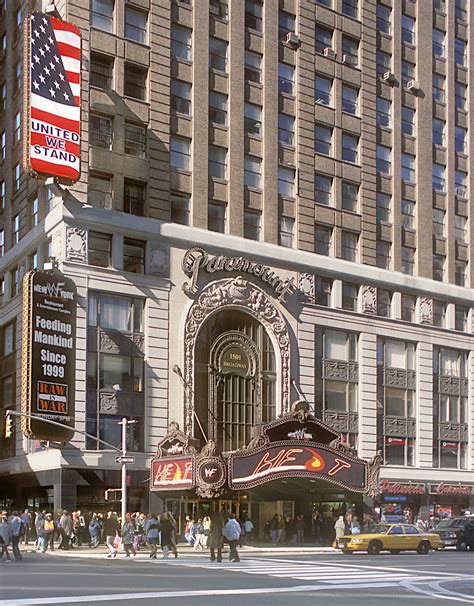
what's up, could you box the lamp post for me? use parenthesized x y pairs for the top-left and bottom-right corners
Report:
(118, 417), (137, 525)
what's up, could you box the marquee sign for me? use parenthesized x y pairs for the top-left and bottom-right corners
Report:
(150, 456), (195, 491)
(379, 480), (426, 495)
(23, 12), (82, 184)
(21, 269), (77, 442)
(429, 483), (472, 496)
(229, 442), (368, 492)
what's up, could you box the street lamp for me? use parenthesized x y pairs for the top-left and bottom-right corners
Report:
(118, 417), (137, 525)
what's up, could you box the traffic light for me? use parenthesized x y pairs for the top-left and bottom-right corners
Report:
(4, 415), (13, 439)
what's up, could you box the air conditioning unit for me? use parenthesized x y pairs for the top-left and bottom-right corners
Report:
(456, 186), (467, 199)
(209, 4), (219, 15)
(285, 32), (300, 48)
(315, 98), (326, 105)
(406, 79), (421, 92)
(342, 54), (357, 67)
(382, 71), (396, 84)
(323, 47), (336, 60)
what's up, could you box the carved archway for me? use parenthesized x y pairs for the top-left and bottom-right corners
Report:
(183, 276), (291, 436)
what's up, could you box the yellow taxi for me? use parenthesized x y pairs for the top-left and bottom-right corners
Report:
(335, 523), (442, 555)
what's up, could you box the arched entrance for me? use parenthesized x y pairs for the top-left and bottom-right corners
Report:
(182, 277), (291, 437)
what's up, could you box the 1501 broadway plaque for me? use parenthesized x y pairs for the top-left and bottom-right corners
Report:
(21, 270), (77, 442)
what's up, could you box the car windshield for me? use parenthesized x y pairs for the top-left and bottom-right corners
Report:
(435, 519), (457, 529)
(366, 525), (390, 534)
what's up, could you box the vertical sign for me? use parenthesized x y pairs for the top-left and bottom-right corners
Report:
(21, 270), (77, 442)
(23, 12), (82, 184)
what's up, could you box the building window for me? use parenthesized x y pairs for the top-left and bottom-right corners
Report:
(455, 215), (467, 243)
(432, 208), (446, 238)
(342, 0), (358, 18)
(323, 330), (358, 363)
(432, 28), (445, 57)
(455, 82), (467, 110)
(244, 156), (262, 189)
(13, 112), (20, 144)
(432, 163), (445, 192)
(208, 202), (226, 233)
(342, 85), (358, 115)
(13, 164), (20, 191)
(0, 180), (4, 209)
(279, 63), (294, 95)
(342, 283), (358, 311)
(434, 0), (446, 12)
(315, 75), (332, 106)
(124, 63), (147, 100)
(376, 97), (391, 129)
(401, 153), (415, 183)
(376, 192), (391, 223)
(12, 214), (20, 245)
(245, 0), (263, 32)
(401, 199), (415, 229)
(278, 113), (295, 146)
(455, 171), (467, 199)
(433, 256), (445, 283)
(89, 174), (112, 209)
(315, 175), (332, 206)
(170, 137), (191, 171)
(209, 37), (228, 72)
(377, 4), (391, 34)
(91, 0), (114, 32)
(315, 26), (333, 54)
(432, 73), (445, 103)
(377, 289), (392, 317)
(322, 375), (358, 414)
(376, 145), (391, 175)
(124, 122), (146, 158)
(376, 241), (391, 270)
(315, 277), (332, 306)
(402, 247), (415, 275)
(124, 180), (145, 216)
(401, 15), (415, 45)
(342, 182), (358, 212)
(244, 103), (262, 136)
(315, 125), (332, 156)
(401, 107), (415, 137)
(456, 0), (467, 21)
(88, 232), (112, 268)
(432, 118), (445, 147)
(208, 146), (227, 180)
(342, 133), (358, 164)
(0, 229), (4, 257)
(279, 12), (295, 38)
(171, 80), (192, 115)
(124, 7), (147, 44)
(0, 131), (5, 160)
(401, 294), (415, 322)
(278, 167), (295, 198)
(455, 38), (467, 67)
(376, 50), (391, 76)
(455, 306), (468, 332)
(209, 92), (227, 126)
(0, 83), (5, 114)
(170, 191), (190, 225)
(244, 210), (261, 241)
(31, 197), (39, 227)
(315, 226), (332, 256)
(210, 0), (229, 19)
(278, 217), (294, 248)
(171, 26), (192, 61)
(90, 53), (114, 89)
(90, 114), (113, 149)
(123, 238), (145, 274)
(455, 260), (467, 287)
(245, 52), (262, 84)
(455, 127), (467, 154)
(13, 62), (21, 95)
(401, 61), (415, 86)
(341, 231), (358, 262)
(342, 36), (358, 66)
(433, 300), (446, 327)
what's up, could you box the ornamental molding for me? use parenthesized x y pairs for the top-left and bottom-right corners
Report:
(148, 241), (169, 276)
(322, 411), (358, 434)
(438, 375), (468, 396)
(323, 359), (358, 382)
(419, 297), (433, 325)
(383, 416), (416, 438)
(298, 273), (315, 301)
(361, 285), (377, 315)
(183, 277), (291, 435)
(65, 226), (87, 262)
(383, 368), (416, 390)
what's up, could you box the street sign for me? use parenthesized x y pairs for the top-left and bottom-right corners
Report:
(116, 456), (135, 464)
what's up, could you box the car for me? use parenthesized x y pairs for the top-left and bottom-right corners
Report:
(432, 517), (474, 551)
(335, 523), (442, 555)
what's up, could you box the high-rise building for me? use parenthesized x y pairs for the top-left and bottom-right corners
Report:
(0, 0), (473, 526)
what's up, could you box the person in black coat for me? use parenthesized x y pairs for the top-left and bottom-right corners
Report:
(208, 512), (224, 562)
(160, 512), (178, 559)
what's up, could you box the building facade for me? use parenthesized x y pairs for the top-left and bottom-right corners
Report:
(0, 0), (473, 531)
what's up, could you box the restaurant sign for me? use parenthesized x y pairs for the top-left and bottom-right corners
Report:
(429, 483), (472, 496)
(380, 480), (426, 495)
(150, 456), (195, 491)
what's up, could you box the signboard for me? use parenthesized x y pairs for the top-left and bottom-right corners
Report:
(380, 480), (425, 495)
(229, 442), (368, 493)
(429, 483), (472, 496)
(440, 441), (459, 450)
(150, 456), (195, 491)
(23, 12), (82, 184)
(385, 437), (406, 446)
(220, 345), (250, 376)
(21, 270), (77, 442)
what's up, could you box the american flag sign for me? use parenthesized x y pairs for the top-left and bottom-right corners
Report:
(23, 12), (81, 184)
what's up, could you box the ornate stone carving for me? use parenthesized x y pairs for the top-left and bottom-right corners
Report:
(384, 416), (413, 437)
(99, 331), (120, 354)
(460, 379), (468, 397)
(348, 412), (359, 433)
(132, 334), (145, 353)
(419, 297), (433, 324)
(438, 376), (462, 396)
(406, 417), (416, 438)
(99, 392), (118, 413)
(183, 277), (291, 435)
(148, 242), (169, 276)
(155, 421), (199, 457)
(367, 450), (384, 498)
(438, 422), (464, 441)
(361, 285), (377, 315)
(348, 362), (359, 383)
(298, 273), (315, 302)
(407, 370), (416, 390)
(323, 411), (349, 433)
(195, 441), (227, 499)
(460, 423), (468, 442)
(66, 226), (87, 262)
(383, 368), (416, 390)
(323, 360), (349, 381)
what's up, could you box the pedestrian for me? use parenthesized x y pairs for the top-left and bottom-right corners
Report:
(0, 512), (12, 563)
(243, 517), (254, 544)
(20, 509), (32, 545)
(224, 513), (241, 562)
(74, 510), (86, 546)
(59, 510), (73, 550)
(104, 512), (120, 558)
(183, 515), (194, 546)
(160, 512), (178, 559)
(42, 513), (56, 552)
(270, 514), (285, 544)
(192, 518), (205, 551)
(351, 516), (361, 535)
(89, 514), (101, 548)
(287, 517), (297, 546)
(209, 512), (224, 562)
(202, 516), (211, 548)
(296, 515), (305, 545)
(334, 515), (345, 539)
(145, 514), (161, 559)
(35, 511), (45, 552)
(8, 511), (23, 561)
(121, 513), (136, 558)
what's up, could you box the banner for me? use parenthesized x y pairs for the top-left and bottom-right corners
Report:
(150, 456), (195, 491)
(21, 270), (77, 442)
(23, 12), (81, 184)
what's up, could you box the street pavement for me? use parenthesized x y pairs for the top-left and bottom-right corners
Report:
(1, 546), (473, 605)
